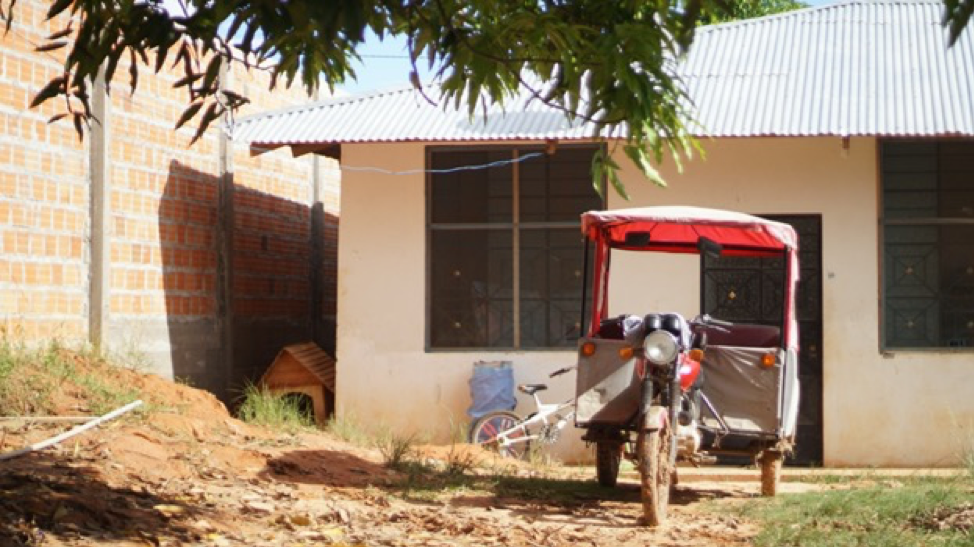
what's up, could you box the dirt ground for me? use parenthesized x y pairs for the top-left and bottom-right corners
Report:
(0, 358), (822, 546)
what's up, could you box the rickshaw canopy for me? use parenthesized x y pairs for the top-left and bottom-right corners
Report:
(580, 206), (800, 351)
(581, 206), (798, 255)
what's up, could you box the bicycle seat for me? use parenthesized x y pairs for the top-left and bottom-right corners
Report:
(518, 383), (548, 395)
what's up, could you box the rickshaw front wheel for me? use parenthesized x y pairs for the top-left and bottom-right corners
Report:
(759, 450), (784, 496)
(637, 426), (671, 526)
(595, 441), (622, 487)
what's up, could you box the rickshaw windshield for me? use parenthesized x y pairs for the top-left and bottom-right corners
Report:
(580, 206), (800, 351)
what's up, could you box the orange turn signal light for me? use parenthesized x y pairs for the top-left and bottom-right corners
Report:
(581, 342), (597, 357)
(688, 348), (705, 362)
(761, 353), (777, 368)
(618, 346), (634, 360)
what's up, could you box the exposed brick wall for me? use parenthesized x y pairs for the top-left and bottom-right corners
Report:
(0, 2), (87, 340)
(0, 0), (341, 399)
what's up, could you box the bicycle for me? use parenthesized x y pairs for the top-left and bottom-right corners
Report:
(468, 367), (576, 459)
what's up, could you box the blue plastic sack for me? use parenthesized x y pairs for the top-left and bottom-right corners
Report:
(467, 360), (516, 419)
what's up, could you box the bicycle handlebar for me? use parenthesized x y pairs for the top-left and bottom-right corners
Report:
(549, 366), (576, 378)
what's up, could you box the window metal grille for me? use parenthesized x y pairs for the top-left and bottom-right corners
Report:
(427, 146), (601, 349)
(881, 140), (974, 349)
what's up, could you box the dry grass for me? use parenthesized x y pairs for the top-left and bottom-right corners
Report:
(235, 383), (315, 432)
(0, 335), (140, 417)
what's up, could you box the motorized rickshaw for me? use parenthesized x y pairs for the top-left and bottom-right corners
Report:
(574, 206), (801, 526)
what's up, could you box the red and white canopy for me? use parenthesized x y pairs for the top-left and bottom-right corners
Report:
(581, 206), (800, 351)
(581, 206), (798, 255)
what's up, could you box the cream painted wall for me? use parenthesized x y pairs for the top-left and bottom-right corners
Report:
(337, 137), (974, 467)
(335, 142), (587, 461)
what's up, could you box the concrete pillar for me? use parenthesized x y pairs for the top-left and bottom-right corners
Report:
(216, 64), (235, 398)
(88, 69), (110, 348)
(310, 153), (324, 345)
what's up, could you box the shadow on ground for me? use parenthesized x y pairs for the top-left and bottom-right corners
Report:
(259, 447), (745, 525)
(0, 452), (214, 546)
(258, 448), (392, 487)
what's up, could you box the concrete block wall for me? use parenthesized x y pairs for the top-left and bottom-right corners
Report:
(0, 0), (340, 402)
(0, 2), (88, 340)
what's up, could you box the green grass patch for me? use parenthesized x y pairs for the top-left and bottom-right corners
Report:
(236, 384), (315, 432)
(385, 451), (629, 504)
(0, 336), (142, 417)
(325, 412), (373, 447)
(73, 371), (141, 416)
(733, 475), (974, 547)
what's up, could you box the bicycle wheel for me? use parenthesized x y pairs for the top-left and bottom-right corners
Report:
(469, 411), (532, 459)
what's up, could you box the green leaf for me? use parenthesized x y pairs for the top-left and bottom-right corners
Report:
(591, 147), (629, 200)
(155, 41), (171, 74)
(72, 113), (84, 140)
(175, 101), (204, 129)
(607, 167), (630, 201)
(46, 0), (72, 19)
(46, 28), (73, 40)
(128, 49), (139, 90)
(623, 145), (666, 188)
(35, 40), (67, 52)
(201, 55), (221, 93)
(30, 76), (65, 108)
(945, 0), (974, 45)
(191, 102), (220, 144)
(174, 73), (202, 88)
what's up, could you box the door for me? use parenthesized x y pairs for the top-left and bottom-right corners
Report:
(702, 215), (823, 465)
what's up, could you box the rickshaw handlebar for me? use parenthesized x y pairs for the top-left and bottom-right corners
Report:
(693, 314), (734, 329)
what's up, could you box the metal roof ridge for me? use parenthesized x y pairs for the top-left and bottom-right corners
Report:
(234, 84), (421, 125)
(696, 0), (939, 35)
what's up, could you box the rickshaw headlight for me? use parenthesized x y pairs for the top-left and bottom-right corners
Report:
(644, 330), (679, 365)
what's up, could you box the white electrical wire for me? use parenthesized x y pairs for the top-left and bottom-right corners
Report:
(338, 152), (544, 176)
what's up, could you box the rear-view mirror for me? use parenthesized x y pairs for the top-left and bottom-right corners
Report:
(697, 237), (723, 259)
(623, 231), (652, 247)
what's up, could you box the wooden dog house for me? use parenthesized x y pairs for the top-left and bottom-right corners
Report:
(259, 342), (336, 426)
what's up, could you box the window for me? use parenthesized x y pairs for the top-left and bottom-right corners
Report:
(427, 146), (601, 349)
(881, 140), (974, 349)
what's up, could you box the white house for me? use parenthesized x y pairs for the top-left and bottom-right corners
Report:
(233, 0), (974, 466)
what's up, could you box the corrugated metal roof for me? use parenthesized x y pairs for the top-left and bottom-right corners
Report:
(231, 0), (974, 145)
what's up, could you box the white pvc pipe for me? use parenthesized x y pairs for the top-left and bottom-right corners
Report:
(0, 399), (144, 461)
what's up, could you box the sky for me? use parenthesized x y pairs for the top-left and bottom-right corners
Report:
(334, 0), (838, 96)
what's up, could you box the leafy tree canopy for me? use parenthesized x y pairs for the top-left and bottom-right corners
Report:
(7, 0), (972, 196)
(698, 0), (807, 24)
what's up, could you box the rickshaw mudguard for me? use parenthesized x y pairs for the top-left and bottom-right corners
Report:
(575, 338), (641, 427)
(780, 348), (801, 438)
(643, 406), (668, 430)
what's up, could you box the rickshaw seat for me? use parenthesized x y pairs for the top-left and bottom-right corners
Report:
(596, 317), (627, 339)
(596, 314), (645, 341)
(703, 323), (780, 348)
(518, 384), (548, 395)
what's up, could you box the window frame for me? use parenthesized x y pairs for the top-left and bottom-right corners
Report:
(879, 138), (974, 352)
(424, 143), (603, 352)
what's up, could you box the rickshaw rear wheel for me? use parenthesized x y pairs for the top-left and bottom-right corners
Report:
(637, 426), (671, 526)
(595, 441), (622, 487)
(759, 450), (784, 496)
